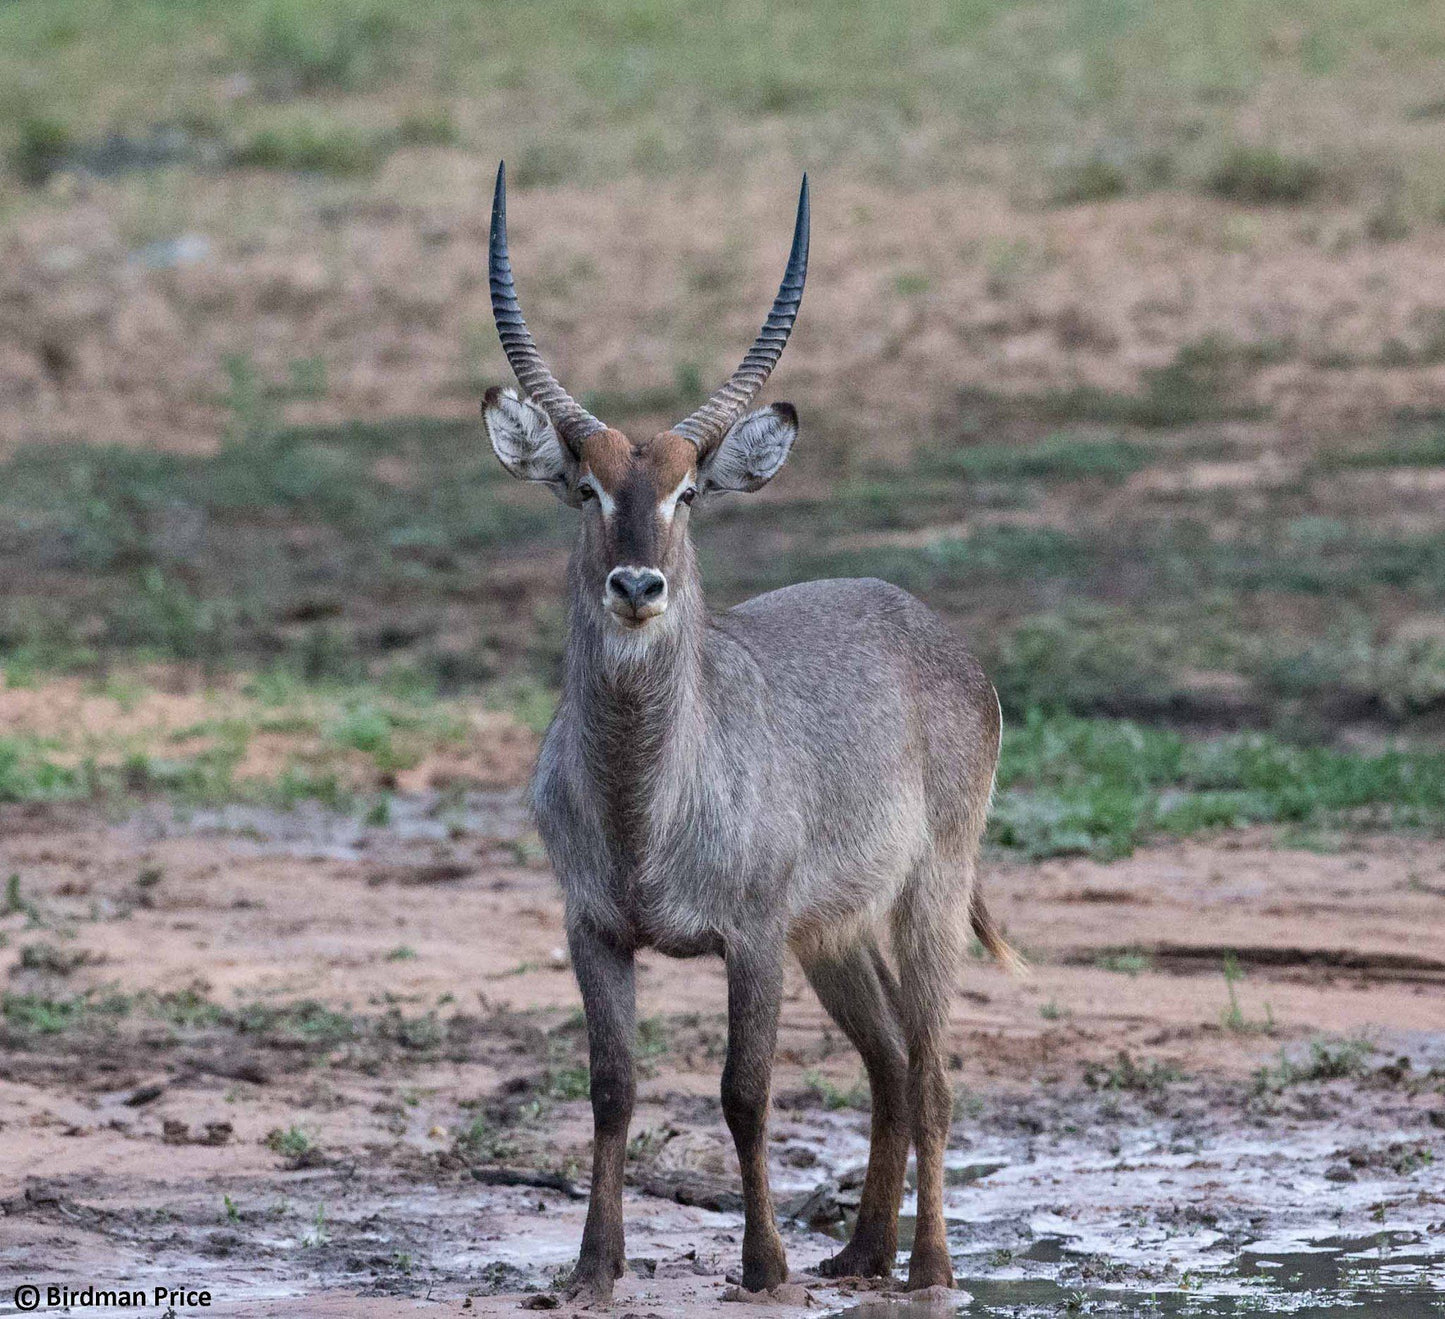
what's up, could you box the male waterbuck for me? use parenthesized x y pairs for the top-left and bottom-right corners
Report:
(481, 162), (1016, 1300)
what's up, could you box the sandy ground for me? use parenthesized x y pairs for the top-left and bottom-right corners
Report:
(0, 794), (1441, 1315)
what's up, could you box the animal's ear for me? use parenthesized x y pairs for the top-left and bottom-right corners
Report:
(483, 387), (578, 499)
(698, 402), (798, 494)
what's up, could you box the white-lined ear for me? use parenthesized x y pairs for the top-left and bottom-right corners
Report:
(483, 386), (577, 496)
(699, 402), (797, 494)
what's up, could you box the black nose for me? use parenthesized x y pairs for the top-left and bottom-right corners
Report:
(606, 567), (667, 612)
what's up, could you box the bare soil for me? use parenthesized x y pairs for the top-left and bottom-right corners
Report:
(1, 795), (1441, 1315)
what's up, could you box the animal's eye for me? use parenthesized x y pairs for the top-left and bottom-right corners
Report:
(577, 483), (597, 502)
(678, 487), (697, 507)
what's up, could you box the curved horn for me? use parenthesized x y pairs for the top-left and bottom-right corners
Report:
(489, 161), (605, 455)
(674, 175), (809, 456)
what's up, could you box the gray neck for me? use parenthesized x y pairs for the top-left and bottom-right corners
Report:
(562, 541), (707, 863)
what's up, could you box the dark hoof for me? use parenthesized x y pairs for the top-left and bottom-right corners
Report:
(815, 1244), (896, 1279)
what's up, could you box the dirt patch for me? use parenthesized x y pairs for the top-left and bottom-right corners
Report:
(1, 804), (1441, 1313)
(11, 170), (1445, 467)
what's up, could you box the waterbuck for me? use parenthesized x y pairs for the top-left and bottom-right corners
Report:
(481, 162), (1015, 1300)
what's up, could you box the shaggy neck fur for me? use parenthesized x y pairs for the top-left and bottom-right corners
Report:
(563, 535), (707, 869)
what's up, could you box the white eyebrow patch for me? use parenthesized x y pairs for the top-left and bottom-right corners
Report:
(579, 474), (616, 517)
(657, 471), (697, 522)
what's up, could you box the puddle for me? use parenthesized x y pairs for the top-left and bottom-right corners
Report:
(831, 1232), (1445, 1316)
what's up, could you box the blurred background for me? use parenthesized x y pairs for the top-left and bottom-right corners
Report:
(5, 2), (1445, 849)
(3, 6), (1445, 1309)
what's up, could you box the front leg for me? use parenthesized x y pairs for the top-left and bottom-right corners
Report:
(565, 926), (636, 1304)
(722, 936), (789, 1292)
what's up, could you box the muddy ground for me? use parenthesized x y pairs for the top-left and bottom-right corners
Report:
(0, 794), (1441, 1316)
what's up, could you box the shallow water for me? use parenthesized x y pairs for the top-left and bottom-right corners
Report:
(833, 1231), (1444, 1316)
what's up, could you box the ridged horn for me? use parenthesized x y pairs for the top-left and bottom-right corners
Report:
(489, 161), (605, 456)
(674, 175), (809, 456)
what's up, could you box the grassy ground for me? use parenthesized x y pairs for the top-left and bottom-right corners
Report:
(4, 0), (1445, 864)
(7, 0), (1445, 209)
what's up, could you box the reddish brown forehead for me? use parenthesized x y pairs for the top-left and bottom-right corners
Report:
(579, 429), (696, 496)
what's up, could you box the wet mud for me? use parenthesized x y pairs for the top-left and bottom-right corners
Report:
(0, 799), (1441, 1316)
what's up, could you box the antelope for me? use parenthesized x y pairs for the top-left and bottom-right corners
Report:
(481, 162), (1016, 1301)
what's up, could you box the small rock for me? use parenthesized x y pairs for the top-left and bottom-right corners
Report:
(1324, 1164), (1355, 1182)
(780, 1181), (845, 1229)
(162, 1119), (189, 1145)
(125, 1082), (165, 1107)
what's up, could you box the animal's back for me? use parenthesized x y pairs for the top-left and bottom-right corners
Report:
(714, 578), (1000, 924)
(721, 577), (997, 775)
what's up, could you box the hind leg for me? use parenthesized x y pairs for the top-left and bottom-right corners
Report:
(799, 937), (909, 1279)
(891, 851), (970, 1291)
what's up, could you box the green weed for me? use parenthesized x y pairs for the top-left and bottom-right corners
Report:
(9, 114), (72, 185)
(1095, 950), (1152, 978)
(917, 434), (1150, 485)
(1085, 1051), (1182, 1093)
(266, 1124), (317, 1160)
(1220, 953), (1275, 1034)
(544, 1065), (591, 1102)
(1252, 1037), (1375, 1094)
(803, 1069), (870, 1111)
(1049, 155), (1129, 206)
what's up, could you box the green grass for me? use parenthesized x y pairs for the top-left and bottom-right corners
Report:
(991, 712), (1445, 858)
(987, 608), (1193, 719)
(544, 1064), (591, 1102)
(1259, 624), (1445, 720)
(1048, 154), (1131, 206)
(1205, 144), (1328, 205)
(230, 120), (390, 176)
(914, 433), (1151, 485)
(0, 668), (498, 813)
(803, 1068), (871, 1111)
(1320, 423), (1445, 469)
(0, 987), (229, 1035)
(4, 0), (1445, 203)
(0, 377), (561, 674)
(266, 1124), (317, 1160)
(713, 513), (1445, 621)
(241, 1), (402, 95)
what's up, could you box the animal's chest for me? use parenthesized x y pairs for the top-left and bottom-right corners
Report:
(535, 763), (742, 954)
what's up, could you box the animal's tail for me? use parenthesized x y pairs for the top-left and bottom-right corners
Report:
(970, 885), (1027, 977)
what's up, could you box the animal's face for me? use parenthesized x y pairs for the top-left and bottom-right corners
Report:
(574, 427), (696, 628)
(484, 388), (797, 633)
